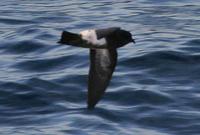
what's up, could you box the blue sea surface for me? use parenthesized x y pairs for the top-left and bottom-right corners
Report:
(0, 0), (200, 135)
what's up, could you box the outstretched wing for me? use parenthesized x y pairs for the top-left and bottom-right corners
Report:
(88, 48), (117, 109)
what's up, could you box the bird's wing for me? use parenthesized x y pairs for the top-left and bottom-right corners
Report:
(95, 27), (121, 39)
(88, 48), (117, 109)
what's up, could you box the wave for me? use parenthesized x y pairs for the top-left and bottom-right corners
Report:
(13, 54), (82, 72)
(0, 40), (46, 54)
(0, 17), (34, 25)
(120, 50), (200, 69)
(106, 89), (173, 106)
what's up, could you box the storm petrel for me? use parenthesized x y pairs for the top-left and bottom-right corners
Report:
(58, 27), (135, 109)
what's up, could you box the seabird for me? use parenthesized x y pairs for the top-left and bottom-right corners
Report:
(58, 27), (135, 109)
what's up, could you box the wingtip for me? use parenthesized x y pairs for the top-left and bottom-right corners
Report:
(87, 90), (105, 110)
(87, 101), (97, 110)
(87, 105), (95, 110)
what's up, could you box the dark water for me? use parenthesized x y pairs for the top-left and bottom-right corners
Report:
(0, 0), (200, 135)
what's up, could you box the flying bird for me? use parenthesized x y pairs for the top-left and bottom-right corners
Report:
(58, 27), (135, 109)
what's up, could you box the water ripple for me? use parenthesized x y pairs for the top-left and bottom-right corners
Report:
(0, 0), (200, 135)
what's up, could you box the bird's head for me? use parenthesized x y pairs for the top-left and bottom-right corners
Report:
(106, 29), (135, 48)
(118, 30), (135, 45)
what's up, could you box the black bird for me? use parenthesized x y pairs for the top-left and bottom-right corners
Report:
(58, 27), (135, 109)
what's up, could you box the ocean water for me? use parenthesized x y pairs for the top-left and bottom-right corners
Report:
(0, 0), (200, 135)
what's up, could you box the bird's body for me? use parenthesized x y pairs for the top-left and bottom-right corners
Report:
(58, 27), (134, 109)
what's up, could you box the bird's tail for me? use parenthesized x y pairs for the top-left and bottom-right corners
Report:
(58, 31), (81, 44)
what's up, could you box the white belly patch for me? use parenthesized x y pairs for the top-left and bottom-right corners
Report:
(80, 30), (106, 46)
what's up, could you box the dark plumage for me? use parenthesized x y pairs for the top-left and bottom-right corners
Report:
(58, 27), (135, 109)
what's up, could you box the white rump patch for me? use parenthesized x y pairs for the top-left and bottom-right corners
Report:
(80, 29), (106, 46)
